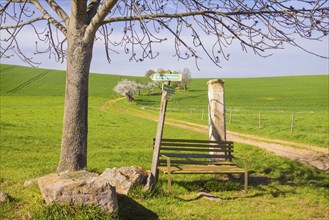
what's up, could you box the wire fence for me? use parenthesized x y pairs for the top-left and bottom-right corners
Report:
(140, 105), (328, 134)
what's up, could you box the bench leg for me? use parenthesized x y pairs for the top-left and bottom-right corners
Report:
(244, 171), (248, 193)
(168, 172), (172, 193)
(166, 156), (172, 193)
(244, 160), (248, 193)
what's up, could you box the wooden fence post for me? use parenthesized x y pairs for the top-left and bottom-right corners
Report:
(291, 112), (295, 133)
(229, 111), (232, 124)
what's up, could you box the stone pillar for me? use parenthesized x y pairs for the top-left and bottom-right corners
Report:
(208, 79), (226, 142)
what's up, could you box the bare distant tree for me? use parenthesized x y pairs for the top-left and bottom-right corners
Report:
(145, 69), (155, 77)
(181, 68), (192, 91)
(145, 82), (157, 94)
(0, 1), (328, 171)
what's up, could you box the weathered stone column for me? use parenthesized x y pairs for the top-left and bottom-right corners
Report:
(208, 79), (226, 142)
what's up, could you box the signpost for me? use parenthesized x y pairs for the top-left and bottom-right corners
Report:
(150, 73), (182, 82)
(162, 84), (175, 94)
(150, 72), (181, 183)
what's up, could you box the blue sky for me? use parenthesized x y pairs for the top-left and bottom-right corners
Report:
(1, 1), (328, 78)
(3, 34), (328, 78)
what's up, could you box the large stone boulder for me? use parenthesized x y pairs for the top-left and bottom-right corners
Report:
(37, 171), (118, 215)
(101, 166), (150, 195)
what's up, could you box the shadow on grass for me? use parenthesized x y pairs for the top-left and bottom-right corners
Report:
(175, 177), (242, 193)
(135, 99), (158, 106)
(254, 158), (329, 188)
(173, 174), (271, 193)
(170, 159), (329, 200)
(145, 92), (162, 96)
(173, 94), (205, 102)
(32, 196), (159, 220)
(171, 175), (297, 202)
(117, 195), (158, 220)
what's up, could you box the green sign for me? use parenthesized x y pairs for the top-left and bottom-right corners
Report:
(162, 84), (175, 94)
(150, 73), (182, 82)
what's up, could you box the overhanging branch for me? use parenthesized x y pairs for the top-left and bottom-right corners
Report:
(7, 0), (68, 35)
(31, 0), (67, 35)
(84, 0), (118, 41)
(101, 8), (329, 25)
(86, 0), (101, 22)
(45, 0), (70, 26)
(0, 16), (44, 29)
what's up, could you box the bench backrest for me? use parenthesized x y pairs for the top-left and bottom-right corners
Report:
(154, 138), (234, 166)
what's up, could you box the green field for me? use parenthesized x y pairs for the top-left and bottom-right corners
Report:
(0, 64), (328, 219)
(134, 74), (329, 147)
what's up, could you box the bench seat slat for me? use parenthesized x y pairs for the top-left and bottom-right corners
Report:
(158, 165), (245, 174)
(161, 147), (233, 152)
(160, 143), (233, 148)
(155, 138), (233, 144)
(162, 153), (232, 159)
(158, 160), (237, 166)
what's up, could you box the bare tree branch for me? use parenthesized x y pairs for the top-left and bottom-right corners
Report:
(0, 16), (43, 29)
(29, 0), (67, 35)
(86, 0), (101, 22)
(102, 8), (329, 24)
(0, 0), (67, 65)
(1, 0), (328, 68)
(1, 1), (67, 35)
(84, 0), (118, 41)
(45, 0), (69, 26)
(9, 0), (33, 3)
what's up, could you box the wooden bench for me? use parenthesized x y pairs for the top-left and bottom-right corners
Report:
(154, 138), (248, 193)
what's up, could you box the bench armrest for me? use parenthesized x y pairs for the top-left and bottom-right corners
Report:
(233, 155), (247, 161)
(161, 154), (170, 159)
(161, 154), (172, 171)
(233, 155), (248, 172)
(161, 154), (172, 192)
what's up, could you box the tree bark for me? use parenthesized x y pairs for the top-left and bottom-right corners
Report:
(57, 10), (94, 171)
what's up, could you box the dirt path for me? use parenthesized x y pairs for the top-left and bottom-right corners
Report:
(100, 97), (126, 111)
(103, 99), (329, 171)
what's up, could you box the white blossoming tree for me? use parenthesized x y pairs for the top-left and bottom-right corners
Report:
(113, 79), (139, 102)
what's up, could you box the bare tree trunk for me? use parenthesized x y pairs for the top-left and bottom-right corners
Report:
(57, 22), (94, 172)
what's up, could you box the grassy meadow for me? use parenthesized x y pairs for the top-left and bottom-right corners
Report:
(134, 75), (329, 147)
(0, 64), (328, 219)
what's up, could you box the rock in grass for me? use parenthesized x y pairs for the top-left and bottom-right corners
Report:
(24, 178), (39, 188)
(37, 171), (118, 215)
(0, 191), (9, 203)
(101, 166), (150, 195)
